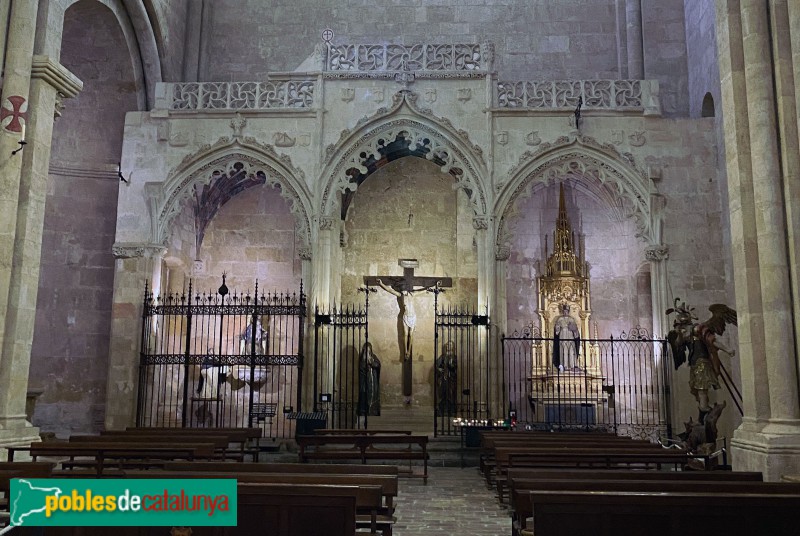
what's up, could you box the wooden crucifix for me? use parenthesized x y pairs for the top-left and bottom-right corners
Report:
(364, 259), (452, 397)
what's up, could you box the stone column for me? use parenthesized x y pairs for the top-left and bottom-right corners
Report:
(625, 0), (644, 79)
(615, 0), (629, 78)
(0, 52), (81, 457)
(493, 244), (511, 420)
(644, 245), (669, 338)
(104, 244), (166, 430)
(313, 217), (335, 308)
(473, 216), (492, 417)
(0, 0), (38, 378)
(298, 246), (314, 411)
(776, 0), (800, 396)
(0, 0), (11, 74)
(740, 0), (799, 427)
(717, 0), (800, 480)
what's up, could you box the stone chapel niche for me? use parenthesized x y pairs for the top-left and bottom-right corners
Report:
(505, 181), (651, 337)
(164, 178), (302, 294)
(341, 157), (477, 408)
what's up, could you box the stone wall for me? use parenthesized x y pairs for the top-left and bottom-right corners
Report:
(149, 0), (189, 82)
(200, 0), (683, 116)
(29, 0), (138, 437)
(683, 0), (720, 119)
(642, 0), (690, 115)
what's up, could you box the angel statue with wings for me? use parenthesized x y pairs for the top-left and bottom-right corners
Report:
(667, 299), (737, 418)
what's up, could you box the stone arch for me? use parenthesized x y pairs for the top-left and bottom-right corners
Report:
(58, 0), (162, 109)
(150, 137), (313, 253)
(319, 90), (489, 219)
(494, 134), (660, 251)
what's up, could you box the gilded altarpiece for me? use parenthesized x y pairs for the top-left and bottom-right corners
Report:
(530, 186), (605, 422)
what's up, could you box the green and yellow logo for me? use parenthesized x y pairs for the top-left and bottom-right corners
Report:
(9, 479), (237, 527)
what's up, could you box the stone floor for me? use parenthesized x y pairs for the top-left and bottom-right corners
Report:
(393, 466), (510, 536)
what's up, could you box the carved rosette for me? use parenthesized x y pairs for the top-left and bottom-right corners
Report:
(112, 243), (167, 259)
(644, 245), (669, 262)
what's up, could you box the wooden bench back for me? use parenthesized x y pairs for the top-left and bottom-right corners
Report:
(530, 490), (800, 536)
(163, 461), (399, 476)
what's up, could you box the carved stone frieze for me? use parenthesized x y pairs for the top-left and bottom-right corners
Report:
(112, 243), (167, 259)
(496, 79), (643, 109)
(324, 42), (487, 72)
(164, 80), (314, 110)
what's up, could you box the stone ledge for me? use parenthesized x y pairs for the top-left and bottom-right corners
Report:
(0, 425), (42, 461)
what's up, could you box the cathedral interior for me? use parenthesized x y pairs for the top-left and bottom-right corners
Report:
(0, 0), (798, 483)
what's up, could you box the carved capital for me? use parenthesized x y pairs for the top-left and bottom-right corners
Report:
(319, 217), (336, 231)
(112, 242), (167, 259)
(473, 217), (489, 231)
(644, 245), (669, 262)
(495, 244), (511, 261)
(298, 247), (312, 261)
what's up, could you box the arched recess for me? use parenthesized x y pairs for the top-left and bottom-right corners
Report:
(494, 134), (660, 251)
(55, 0), (163, 109)
(492, 134), (669, 344)
(149, 137), (313, 254)
(319, 90), (490, 220)
(701, 92), (715, 118)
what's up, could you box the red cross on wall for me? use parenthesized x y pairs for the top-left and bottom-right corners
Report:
(0, 96), (28, 133)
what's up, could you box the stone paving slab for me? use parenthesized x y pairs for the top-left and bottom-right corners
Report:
(393, 466), (509, 536)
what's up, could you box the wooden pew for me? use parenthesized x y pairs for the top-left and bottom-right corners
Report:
(314, 429), (413, 435)
(510, 477), (800, 535)
(490, 446), (690, 498)
(77, 470), (396, 535)
(75, 433), (239, 460)
(11, 483), (362, 536)
(8, 442), (217, 475)
(161, 461), (399, 477)
(528, 490), (800, 536)
(297, 434), (429, 483)
(122, 426), (262, 459)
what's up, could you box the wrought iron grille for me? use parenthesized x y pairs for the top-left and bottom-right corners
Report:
(137, 279), (306, 439)
(434, 303), (492, 437)
(501, 325), (672, 441)
(313, 303), (369, 429)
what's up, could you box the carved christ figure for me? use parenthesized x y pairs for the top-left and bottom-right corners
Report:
(376, 278), (429, 360)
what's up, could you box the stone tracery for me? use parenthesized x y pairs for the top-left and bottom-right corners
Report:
(150, 138), (313, 252)
(320, 90), (489, 218)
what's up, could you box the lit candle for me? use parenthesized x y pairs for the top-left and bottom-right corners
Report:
(20, 121), (25, 142)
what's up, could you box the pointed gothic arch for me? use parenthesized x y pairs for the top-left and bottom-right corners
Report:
(494, 134), (661, 251)
(318, 90), (490, 219)
(148, 137), (313, 252)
